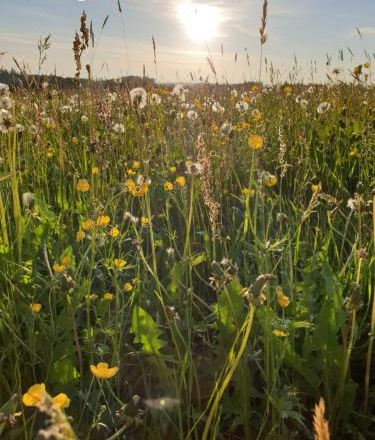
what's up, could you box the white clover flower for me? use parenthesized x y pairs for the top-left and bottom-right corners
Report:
(60, 105), (72, 114)
(150, 93), (161, 105)
(113, 123), (125, 134)
(187, 110), (198, 120)
(317, 102), (330, 114)
(171, 84), (188, 102)
(212, 101), (224, 113)
(235, 100), (249, 112)
(130, 87), (147, 109)
(220, 121), (232, 137)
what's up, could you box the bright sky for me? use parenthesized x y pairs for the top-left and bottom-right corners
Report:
(0, 0), (374, 83)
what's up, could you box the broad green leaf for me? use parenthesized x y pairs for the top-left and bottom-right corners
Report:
(131, 305), (166, 355)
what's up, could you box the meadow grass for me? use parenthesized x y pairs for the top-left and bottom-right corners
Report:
(0, 66), (374, 440)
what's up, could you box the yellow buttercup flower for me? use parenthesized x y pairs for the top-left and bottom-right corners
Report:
(109, 227), (120, 238)
(30, 303), (42, 313)
(53, 264), (66, 273)
(169, 166), (177, 174)
(22, 383), (46, 407)
(311, 183), (321, 193)
(141, 216), (150, 226)
(92, 166), (99, 175)
(103, 292), (114, 301)
(76, 179), (90, 192)
(52, 393), (70, 409)
(242, 188), (255, 197)
(264, 174), (278, 188)
(125, 179), (136, 191)
(276, 287), (290, 308)
(76, 229), (86, 241)
(127, 169), (136, 176)
(90, 362), (118, 379)
(273, 330), (288, 337)
(131, 182), (148, 198)
(123, 282), (133, 293)
(175, 175), (186, 187)
(96, 214), (110, 227)
(113, 259), (127, 270)
(164, 181), (173, 191)
(248, 134), (264, 151)
(133, 161), (141, 169)
(82, 219), (94, 231)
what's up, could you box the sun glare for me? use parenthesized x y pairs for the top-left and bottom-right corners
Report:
(177, 2), (223, 43)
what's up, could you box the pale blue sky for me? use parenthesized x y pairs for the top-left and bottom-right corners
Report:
(0, 0), (374, 83)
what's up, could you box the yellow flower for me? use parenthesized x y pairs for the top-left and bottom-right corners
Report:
(169, 166), (177, 174)
(133, 161), (141, 169)
(92, 166), (99, 175)
(349, 148), (359, 158)
(242, 188), (255, 197)
(90, 362), (118, 379)
(141, 216), (150, 226)
(311, 183), (321, 193)
(22, 383), (46, 407)
(76, 229), (86, 241)
(30, 303), (42, 313)
(125, 179), (136, 191)
(52, 393), (70, 409)
(96, 214), (110, 227)
(127, 169), (136, 176)
(113, 258), (127, 270)
(53, 264), (66, 273)
(364, 61), (370, 69)
(82, 219), (94, 231)
(109, 227), (120, 238)
(103, 292), (114, 301)
(251, 85), (258, 93)
(175, 176), (186, 187)
(123, 282), (133, 293)
(273, 330), (288, 337)
(276, 287), (290, 308)
(248, 134), (264, 151)
(264, 174), (278, 188)
(60, 255), (72, 268)
(251, 110), (262, 122)
(164, 181), (173, 191)
(72, 137), (78, 145)
(85, 293), (98, 301)
(76, 179), (90, 192)
(283, 85), (292, 95)
(130, 182), (148, 198)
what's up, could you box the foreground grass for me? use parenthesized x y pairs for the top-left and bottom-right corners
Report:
(0, 78), (374, 439)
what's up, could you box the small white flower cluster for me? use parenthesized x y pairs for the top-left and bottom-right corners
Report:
(0, 83), (13, 133)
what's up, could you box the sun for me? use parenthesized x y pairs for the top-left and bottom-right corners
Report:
(177, 2), (223, 43)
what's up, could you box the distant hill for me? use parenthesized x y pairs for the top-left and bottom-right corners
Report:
(0, 69), (156, 90)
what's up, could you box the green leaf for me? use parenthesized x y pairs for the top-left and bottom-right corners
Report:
(190, 253), (206, 266)
(50, 356), (80, 386)
(131, 306), (166, 355)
